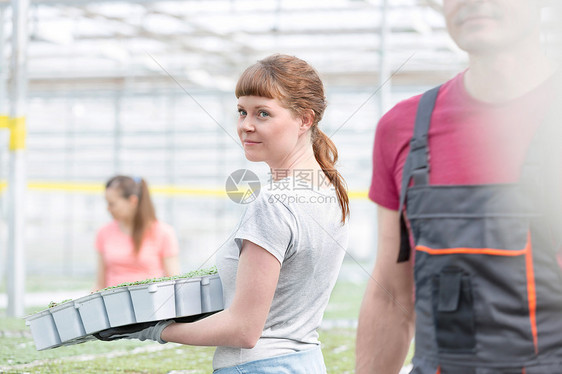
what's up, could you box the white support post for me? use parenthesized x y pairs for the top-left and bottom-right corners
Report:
(378, 0), (390, 116)
(0, 6), (6, 112)
(0, 5), (6, 292)
(6, 0), (28, 317)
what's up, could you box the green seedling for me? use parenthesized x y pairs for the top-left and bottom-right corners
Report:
(46, 266), (218, 308)
(47, 299), (73, 308)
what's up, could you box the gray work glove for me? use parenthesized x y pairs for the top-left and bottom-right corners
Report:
(94, 320), (174, 344)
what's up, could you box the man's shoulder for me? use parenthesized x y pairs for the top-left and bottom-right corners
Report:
(376, 93), (423, 136)
(378, 75), (460, 131)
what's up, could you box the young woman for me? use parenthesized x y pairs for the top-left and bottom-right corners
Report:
(95, 175), (180, 289)
(99, 55), (349, 373)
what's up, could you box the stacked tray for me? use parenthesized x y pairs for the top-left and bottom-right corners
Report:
(25, 274), (223, 350)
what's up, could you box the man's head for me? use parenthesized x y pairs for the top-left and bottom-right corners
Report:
(443, 0), (542, 56)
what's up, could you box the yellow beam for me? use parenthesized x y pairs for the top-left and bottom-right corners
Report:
(28, 181), (105, 194)
(0, 180), (370, 199)
(0, 115), (9, 128)
(348, 190), (369, 200)
(0, 115), (27, 150)
(26, 181), (227, 197)
(150, 185), (227, 197)
(9, 117), (26, 150)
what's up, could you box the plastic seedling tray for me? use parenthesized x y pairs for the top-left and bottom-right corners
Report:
(25, 309), (61, 351)
(50, 301), (86, 342)
(174, 277), (202, 317)
(100, 287), (136, 327)
(201, 274), (223, 313)
(129, 280), (176, 322)
(74, 293), (110, 334)
(25, 267), (223, 350)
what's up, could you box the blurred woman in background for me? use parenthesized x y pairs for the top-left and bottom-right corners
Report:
(94, 175), (180, 289)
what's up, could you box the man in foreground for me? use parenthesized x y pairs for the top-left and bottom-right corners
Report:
(357, 1), (562, 373)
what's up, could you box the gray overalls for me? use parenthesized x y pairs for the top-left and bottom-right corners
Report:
(399, 86), (562, 374)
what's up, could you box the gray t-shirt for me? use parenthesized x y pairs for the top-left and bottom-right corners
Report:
(213, 177), (349, 370)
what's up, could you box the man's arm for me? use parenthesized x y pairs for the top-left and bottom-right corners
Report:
(356, 205), (415, 374)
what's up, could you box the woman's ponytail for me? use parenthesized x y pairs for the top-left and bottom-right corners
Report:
(312, 127), (350, 224)
(131, 178), (156, 253)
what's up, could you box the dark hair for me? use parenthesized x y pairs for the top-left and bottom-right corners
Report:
(105, 175), (156, 253)
(235, 54), (349, 223)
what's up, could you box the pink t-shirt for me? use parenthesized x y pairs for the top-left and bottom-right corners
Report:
(96, 220), (179, 287)
(369, 72), (554, 210)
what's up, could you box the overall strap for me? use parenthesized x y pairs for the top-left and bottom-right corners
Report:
(397, 85), (441, 262)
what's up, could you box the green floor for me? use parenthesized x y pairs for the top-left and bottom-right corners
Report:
(0, 279), (413, 373)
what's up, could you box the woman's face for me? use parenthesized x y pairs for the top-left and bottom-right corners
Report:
(237, 95), (306, 168)
(105, 187), (137, 222)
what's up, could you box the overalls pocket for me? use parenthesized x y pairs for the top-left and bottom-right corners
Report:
(431, 266), (476, 353)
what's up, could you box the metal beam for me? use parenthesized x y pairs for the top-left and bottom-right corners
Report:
(0, 0), (390, 8)
(0, 0), (162, 6)
(75, 7), (245, 67)
(23, 68), (461, 92)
